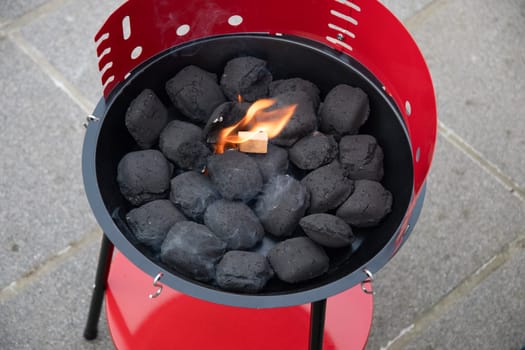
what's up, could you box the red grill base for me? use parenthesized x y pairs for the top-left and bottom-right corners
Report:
(106, 251), (374, 350)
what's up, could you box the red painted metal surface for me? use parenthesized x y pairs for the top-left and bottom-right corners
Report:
(106, 251), (374, 350)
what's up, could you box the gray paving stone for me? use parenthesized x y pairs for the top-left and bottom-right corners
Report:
(380, 0), (434, 21)
(19, 0), (122, 105)
(405, 247), (525, 350)
(0, 38), (97, 289)
(0, 0), (48, 25)
(366, 135), (525, 349)
(0, 239), (113, 350)
(411, 0), (525, 189)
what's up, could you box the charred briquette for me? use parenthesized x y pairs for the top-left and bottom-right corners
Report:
(165, 65), (226, 124)
(126, 200), (186, 251)
(160, 221), (227, 282)
(125, 89), (170, 149)
(269, 78), (321, 109)
(336, 180), (393, 227)
(254, 175), (310, 237)
(170, 171), (221, 221)
(216, 251), (274, 292)
(249, 144), (289, 183)
(207, 150), (263, 202)
(220, 56), (273, 102)
(203, 101), (251, 144)
(288, 133), (338, 170)
(117, 150), (171, 206)
(319, 84), (370, 138)
(301, 161), (354, 214)
(267, 237), (329, 283)
(204, 200), (264, 250)
(270, 91), (318, 147)
(299, 213), (354, 248)
(159, 120), (210, 171)
(339, 134), (384, 181)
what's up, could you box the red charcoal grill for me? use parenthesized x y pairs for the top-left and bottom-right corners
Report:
(81, 0), (437, 348)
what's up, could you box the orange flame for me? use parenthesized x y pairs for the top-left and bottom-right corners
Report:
(215, 98), (297, 154)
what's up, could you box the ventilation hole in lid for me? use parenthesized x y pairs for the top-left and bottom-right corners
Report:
(176, 24), (190, 36)
(330, 9), (358, 25)
(405, 100), (412, 116)
(122, 16), (131, 40)
(334, 0), (361, 11)
(328, 23), (356, 38)
(326, 36), (353, 51)
(131, 46), (142, 60)
(415, 147), (421, 162)
(228, 15), (243, 26)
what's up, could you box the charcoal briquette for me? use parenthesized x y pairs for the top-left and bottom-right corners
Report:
(207, 150), (263, 202)
(159, 120), (210, 171)
(269, 78), (321, 109)
(220, 56), (273, 102)
(125, 89), (170, 149)
(203, 101), (251, 143)
(165, 65), (226, 124)
(126, 200), (186, 251)
(204, 199), (264, 250)
(319, 84), (370, 137)
(299, 213), (354, 248)
(301, 161), (354, 214)
(160, 221), (226, 282)
(336, 180), (393, 227)
(267, 237), (329, 283)
(249, 144), (289, 183)
(170, 171), (221, 220)
(216, 251), (274, 292)
(270, 91), (318, 147)
(288, 133), (338, 170)
(339, 134), (384, 181)
(117, 150), (171, 206)
(254, 175), (310, 237)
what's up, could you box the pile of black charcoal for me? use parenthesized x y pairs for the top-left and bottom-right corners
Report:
(116, 56), (393, 293)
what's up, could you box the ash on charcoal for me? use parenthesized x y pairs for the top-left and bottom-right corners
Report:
(267, 237), (329, 283)
(299, 213), (354, 248)
(203, 101), (251, 143)
(126, 200), (186, 251)
(336, 180), (392, 227)
(125, 89), (170, 149)
(301, 161), (354, 214)
(170, 171), (220, 221)
(254, 175), (309, 237)
(220, 56), (272, 102)
(269, 78), (321, 109)
(288, 133), (338, 170)
(216, 251), (274, 292)
(204, 199), (264, 250)
(270, 91), (318, 147)
(207, 150), (263, 202)
(159, 120), (210, 171)
(249, 144), (289, 183)
(319, 84), (370, 137)
(160, 221), (226, 282)
(339, 134), (384, 181)
(117, 150), (171, 206)
(165, 65), (226, 124)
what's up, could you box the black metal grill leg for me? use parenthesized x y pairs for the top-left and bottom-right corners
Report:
(309, 299), (327, 350)
(83, 234), (114, 340)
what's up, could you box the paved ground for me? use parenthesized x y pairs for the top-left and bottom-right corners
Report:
(0, 0), (523, 349)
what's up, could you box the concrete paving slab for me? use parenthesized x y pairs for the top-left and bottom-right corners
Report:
(19, 0), (122, 105)
(404, 246), (525, 350)
(411, 0), (525, 189)
(366, 135), (525, 349)
(0, 38), (96, 289)
(0, 0), (48, 25)
(380, 0), (434, 21)
(0, 238), (113, 350)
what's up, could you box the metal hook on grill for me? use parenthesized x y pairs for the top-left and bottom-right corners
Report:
(149, 272), (164, 299)
(83, 114), (100, 128)
(360, 269), (375, 295)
